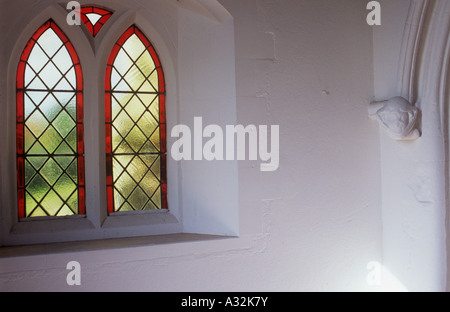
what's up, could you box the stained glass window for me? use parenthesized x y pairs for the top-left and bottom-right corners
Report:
(105, 25), (167, 213)
(78, 6), (112, 37)
(16, 20), (85, 218)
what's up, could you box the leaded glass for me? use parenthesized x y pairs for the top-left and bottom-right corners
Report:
(105, 25), (167, 213)
(17, 20), (85, 219)
(77, 6), (112, 37)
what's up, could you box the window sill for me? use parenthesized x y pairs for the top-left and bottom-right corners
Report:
(0, 233), (234, 258)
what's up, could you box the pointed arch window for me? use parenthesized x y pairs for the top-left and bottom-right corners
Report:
(105, 25), (167, 213)
(16, 20), (85, 218)
(78, 6), (113, 37)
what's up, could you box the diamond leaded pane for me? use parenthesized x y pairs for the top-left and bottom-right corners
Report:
(17, 20), (85, 219)
(106, 25), (167, 213)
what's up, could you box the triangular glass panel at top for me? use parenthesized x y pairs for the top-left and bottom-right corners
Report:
(78, 6), (112, 37)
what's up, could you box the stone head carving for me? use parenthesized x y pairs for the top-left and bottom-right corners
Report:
(369, 96), (421, 141)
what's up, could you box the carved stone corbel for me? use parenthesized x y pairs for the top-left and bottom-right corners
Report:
(369, 96), (421, 141)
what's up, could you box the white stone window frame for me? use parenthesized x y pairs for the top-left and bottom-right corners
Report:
(0, 0), (239, 248)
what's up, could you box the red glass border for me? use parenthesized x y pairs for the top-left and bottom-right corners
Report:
(105, 25), (168, 213)
(78, 6), (113, 37)
(17, 20), (85, 219)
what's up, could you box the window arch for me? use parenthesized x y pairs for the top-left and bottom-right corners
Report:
(16, 20), (85, 219)
(105, 25), (167, 214)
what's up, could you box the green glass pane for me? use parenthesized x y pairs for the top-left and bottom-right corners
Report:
(118, 201), (133, 212)
(111, 127), (123, 151)
(40, 158), (63, 185)
(114, 189), (126, 210)
(29, 206), (47, 218)
(113, 92), (134, 108)
(122, 34), (146, 61)
(27, 174), (50, 202)
(148, 96), (160, 121)
(39, 126), (63, 154)
(39, 94), (62, 122)
(28, 156), (48, 171)
(64, 95), (77, 120)
(28, 140), (47, 155)
(140, 140), (158, 154)
(65, 128), (77, 152)
(137, 112), (158, 138)
(53, 110), (76, 138)
(24, 127), (37, 153)
(136, 51), (155, 78)
(138, 80), (155, 93)
(125, 96), (146, 122)
(114, 49), (134, 75)
(115, 140), (133, 154)
(150, 156), (161, 180)
(140, 171), (159, 197)
(147, 70), (159, 92)
(144, 200), (158, 211)
(140, 154), (158, 168)
(54, 156), (75, 170)
(113, 110), (134, 137)
(128, 187), (148, 210)
(25, 160), (37, 185)
(27, 110), (48, 138)
(111, 96), (122, 120)
(115, 171), (136, 198)
(151, 187), (162, 208)
(112, 158), (124, 182)
(53, 173), (76, 199)
(126, 157), (147, 182)
(57, 205), (75, 217)
(40, 189), (64, 216)
(66, 159), (78, 182)
(115, 154), (134, 168)
(149, 128), (160, 152)
(54, 141), (74, 155)
(124, 66), (146, 92)
(138, 93), (157, 108)
(125, 126), (146, 152)
(25, 193), (38, 216)
(67, 191), (78, 213)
